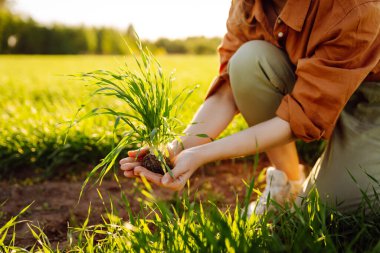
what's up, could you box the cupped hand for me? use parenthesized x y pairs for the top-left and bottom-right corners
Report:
(159, 149), (201, 191)
(133, 149), (200, 191)
(119, 147), (149, 178)
(120, 147), (202, 192)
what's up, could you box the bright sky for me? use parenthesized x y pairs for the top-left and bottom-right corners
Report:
(11, 0), (232, 40)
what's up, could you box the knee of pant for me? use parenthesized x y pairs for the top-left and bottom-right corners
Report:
(228, 40), (276, 93)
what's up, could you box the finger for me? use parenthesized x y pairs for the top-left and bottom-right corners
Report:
(128, 147), (149, 158)
(163, 173), (189, 191)
(134, 166), (163, 186)
(120, 162), (140, 171)
(161, 165), (187, 185)
(123, 170), (136, 178)
(119, 157), (135, 165)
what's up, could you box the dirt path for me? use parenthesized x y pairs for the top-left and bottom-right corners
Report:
(0, 158), (269, 249)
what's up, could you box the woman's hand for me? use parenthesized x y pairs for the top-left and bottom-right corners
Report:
(119, 140), (182, 178)
(120, 147), (203, 191)
(160, 149), (202, 191)
(119, 147), (149, 178)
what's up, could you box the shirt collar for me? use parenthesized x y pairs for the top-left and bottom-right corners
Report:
(279, 0), (311, 32)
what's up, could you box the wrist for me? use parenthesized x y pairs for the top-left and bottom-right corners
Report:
(187, 144), (209, 169)
(168, 139), (184, 158)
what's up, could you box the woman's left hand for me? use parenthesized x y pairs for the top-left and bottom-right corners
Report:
(160, 149), (201, 191)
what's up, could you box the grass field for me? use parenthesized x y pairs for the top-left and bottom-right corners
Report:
(1, 55), (377, 252)
(0, 55), (249, 178)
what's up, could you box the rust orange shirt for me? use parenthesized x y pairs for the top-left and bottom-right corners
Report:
(206, 0), (380, 142)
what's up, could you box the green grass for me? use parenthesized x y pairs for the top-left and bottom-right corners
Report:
(1, 171), (379, 252)
(70, 43), (204, 192)
(0, 55), (249, 179)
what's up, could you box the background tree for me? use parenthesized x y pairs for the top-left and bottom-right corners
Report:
(0, 6), (221, 55)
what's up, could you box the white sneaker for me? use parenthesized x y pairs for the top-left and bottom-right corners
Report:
(247, 165), (305, 216)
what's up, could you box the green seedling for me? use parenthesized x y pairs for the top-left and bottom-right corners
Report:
(67, 36), (196, 197)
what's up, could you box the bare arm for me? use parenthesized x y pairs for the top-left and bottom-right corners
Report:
(192, 117), (294, 164)
(131, 116), (295, 191)
(170, 83), (238, 155)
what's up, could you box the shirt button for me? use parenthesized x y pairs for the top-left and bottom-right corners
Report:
(277, 19), (282, 24)
(278, 32), (284, 38)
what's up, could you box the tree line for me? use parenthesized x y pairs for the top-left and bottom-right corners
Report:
(0, 8), (221, 55)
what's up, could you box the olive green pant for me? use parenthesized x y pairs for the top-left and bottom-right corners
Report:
(228, 40), (380, 212)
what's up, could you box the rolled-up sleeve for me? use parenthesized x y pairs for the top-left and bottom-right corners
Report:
(276, 4), (380, 142)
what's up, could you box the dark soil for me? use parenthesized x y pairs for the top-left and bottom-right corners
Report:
(142, 154), (172, 175)
(0, 156), (273, 250)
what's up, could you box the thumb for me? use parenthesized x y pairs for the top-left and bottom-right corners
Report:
(161, 165), (186, 185)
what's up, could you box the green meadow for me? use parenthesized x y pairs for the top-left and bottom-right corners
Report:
(0, 55), (378, 252)
(0, 55), (248, 178)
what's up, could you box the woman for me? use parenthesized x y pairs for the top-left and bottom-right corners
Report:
(120, 0), (380, 214)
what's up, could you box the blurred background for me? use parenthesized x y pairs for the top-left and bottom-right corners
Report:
(0, 0), (230, 55)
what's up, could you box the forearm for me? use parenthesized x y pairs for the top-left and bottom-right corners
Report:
(173, 84), (238, 151)
(192, 117), (295, 165)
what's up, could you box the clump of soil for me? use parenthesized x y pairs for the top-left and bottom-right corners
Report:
(142, 154), (173, 175)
